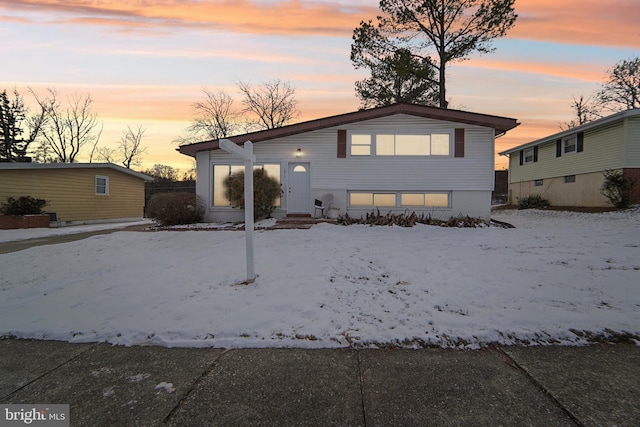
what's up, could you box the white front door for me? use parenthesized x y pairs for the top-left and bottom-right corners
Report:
(288, 163), (310, 214)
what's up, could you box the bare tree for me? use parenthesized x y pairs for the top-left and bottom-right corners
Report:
(31, 89), (102, 163)
(560, 95), (601, 130)
(119, 125), (147, 169)
(96, 146), (117, 163)
(175, 88), (240, 145)
(597, 57), (640, 112)
(236, 79), (300, 130)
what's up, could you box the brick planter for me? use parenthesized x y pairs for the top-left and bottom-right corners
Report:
(0, 214), (50, 229)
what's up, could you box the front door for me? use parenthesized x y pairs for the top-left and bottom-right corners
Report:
(288, 163), (310, 214)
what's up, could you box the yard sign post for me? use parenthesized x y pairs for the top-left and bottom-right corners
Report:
(219, 139), (257, 282)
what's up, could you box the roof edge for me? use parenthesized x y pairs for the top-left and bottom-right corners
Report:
(179, 103), (519, 156)
(0, 162), (153, 181)
(499, 108), (640, 155)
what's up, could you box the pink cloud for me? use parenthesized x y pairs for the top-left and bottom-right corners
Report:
(1, 0), (377, 36)
(511, 0), (640, 48)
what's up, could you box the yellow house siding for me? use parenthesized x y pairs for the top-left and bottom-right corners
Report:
(510, 171), (610, 207)
(0, 168), (145, 222)
(509, 121), (626, 183)
(624, 117), (640, 167)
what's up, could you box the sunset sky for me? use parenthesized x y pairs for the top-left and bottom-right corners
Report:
(1, 0), (639, 172)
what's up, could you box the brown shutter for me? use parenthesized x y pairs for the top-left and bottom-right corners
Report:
(454, 128), (465, 158)
(577, 132), (584, 152)
(337, 129), (347, 158)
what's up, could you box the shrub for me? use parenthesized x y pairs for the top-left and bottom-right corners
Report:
(601, 169), (635, 209)
(224, 168), (282, 220)
(337, 209), (488, 228)
(147, 192), (204, 226)
(0, 196), (48, 215)
(517, 194), (549, 210)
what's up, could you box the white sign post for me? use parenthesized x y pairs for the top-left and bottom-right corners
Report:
(219, 139), (257, 282)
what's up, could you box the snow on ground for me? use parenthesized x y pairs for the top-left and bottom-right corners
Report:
(0, 220), (153, 243)
(1, 209), (638, 349)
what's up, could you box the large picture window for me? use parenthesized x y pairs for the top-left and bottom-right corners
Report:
(349, 132), (450, 157)
(213, 164), (281, 207)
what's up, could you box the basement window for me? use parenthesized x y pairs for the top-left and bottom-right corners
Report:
(534, 179), (543, 187)
(564, 175), (576, 183)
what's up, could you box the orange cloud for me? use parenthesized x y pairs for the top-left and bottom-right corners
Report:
(457, 58), (605, 82)
(510, 0), (640, 48)
(2, 0), (377, 36)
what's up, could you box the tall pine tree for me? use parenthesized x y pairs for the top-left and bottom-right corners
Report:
(0, 89), (44, 162)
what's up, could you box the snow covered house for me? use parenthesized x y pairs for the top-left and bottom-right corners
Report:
(499, 109), (640, 207)
(178, 103), (519, 222)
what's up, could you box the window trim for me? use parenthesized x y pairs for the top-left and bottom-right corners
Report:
(95, 175), (109, 196)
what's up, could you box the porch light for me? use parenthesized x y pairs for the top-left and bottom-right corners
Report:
(295, 148), (302, 158)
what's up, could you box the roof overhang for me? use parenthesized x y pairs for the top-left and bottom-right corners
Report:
(499, 108), (640, 156)
(0, 162), (153, 181)
(178, 103), (520, 157)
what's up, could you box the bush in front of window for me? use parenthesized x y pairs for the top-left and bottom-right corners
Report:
(224, 168), (282, 220)
(517, 194), (549, 210)
(0, 196), (48, 215)
(147, 192), (205, 225)
(601, 169), (635, 209)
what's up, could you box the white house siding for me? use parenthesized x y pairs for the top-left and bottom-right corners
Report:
(200, 114), (496, 222)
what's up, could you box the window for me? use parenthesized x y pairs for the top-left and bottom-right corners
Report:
(523, 148), (535, 164)
(213, 164), (281, 207)
(563, 136), (577, 154)
(95, 176), (109, 195)
(350, 192), (450, 208)
(349, 132), (450, 157)
(350, 134), (372, 156)
(564, 175), (576, 183)
(534, 179), (543, 187)
(350, 192), (395, 207)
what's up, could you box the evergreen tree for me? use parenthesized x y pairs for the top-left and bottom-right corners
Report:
(0, 89), (44, 162)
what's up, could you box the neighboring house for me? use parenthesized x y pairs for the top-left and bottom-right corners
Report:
(499, 109), (640, 207)
(179, 103), (519, 222)
(0, 163), (152, 225)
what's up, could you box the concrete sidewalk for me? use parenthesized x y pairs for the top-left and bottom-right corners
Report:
(1, 339), (638, 426)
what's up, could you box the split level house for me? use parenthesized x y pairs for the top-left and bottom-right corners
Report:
(178, 103), (520, 222)
(500, 109), (640, 207)
(0, 163), (152, 225)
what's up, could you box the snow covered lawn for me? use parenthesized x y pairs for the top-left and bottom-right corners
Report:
(1, 209), (638, 349)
